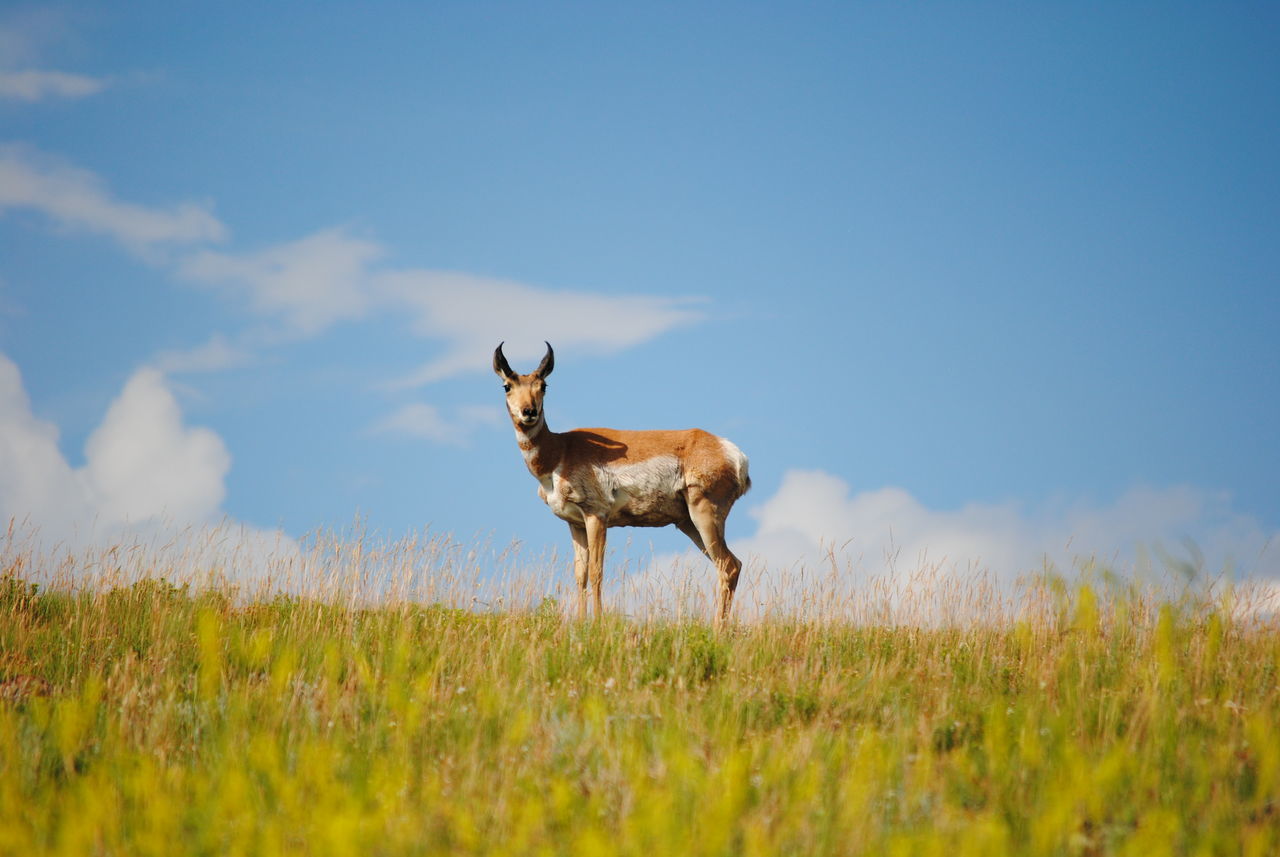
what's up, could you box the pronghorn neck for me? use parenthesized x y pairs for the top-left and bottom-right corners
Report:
(512, 417), (562, 477)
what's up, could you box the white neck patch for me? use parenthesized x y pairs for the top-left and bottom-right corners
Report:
(514, 421), (543, 466)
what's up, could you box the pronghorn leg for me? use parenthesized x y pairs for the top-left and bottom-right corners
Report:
(675, 517), (710, 560)
(569, 522), (589, 621)
(584, 513), (607, 620)
(686, 488), (742, 629)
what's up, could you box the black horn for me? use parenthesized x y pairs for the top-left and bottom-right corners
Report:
(535, 341), (555, 378)
(493, 342), (516, 379)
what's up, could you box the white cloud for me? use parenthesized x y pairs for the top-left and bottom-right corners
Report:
(379, 270), (705, 387)
(0, 352), (93, 529)
(739, 470), (1277, 583)
(743, 471), (1036, 583)
(0, 354), (228, 534)
(371, 402), (500, 446)
(0, 144), (227, 252)
(81, 367), (230, 527)
(619, 469), (1279, 622)
(0, 353), (297, 587)
(178, 228), (381, 337)
(0, 69), (105, 100)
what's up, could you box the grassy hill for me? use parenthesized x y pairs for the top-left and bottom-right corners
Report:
(1, 545), (1277, 855)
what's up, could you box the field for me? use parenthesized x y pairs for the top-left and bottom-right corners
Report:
(1, 532), (1278, 856)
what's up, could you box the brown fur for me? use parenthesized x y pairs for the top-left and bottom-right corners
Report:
(494, 342), (750, 626)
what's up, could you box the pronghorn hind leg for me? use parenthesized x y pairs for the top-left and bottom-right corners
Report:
(675, 517), (710, 560)
(569, 522), (589, 621)
(584, 514), (607, 620)
(685, 487), (743, 629)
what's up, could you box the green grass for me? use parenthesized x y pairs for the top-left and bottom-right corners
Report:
(1, 541), (1278, 856)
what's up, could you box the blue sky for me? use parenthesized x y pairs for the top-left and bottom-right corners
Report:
(2, 3), (1278, 596)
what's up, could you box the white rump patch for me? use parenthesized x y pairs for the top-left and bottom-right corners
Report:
(718, 437), (750, 490)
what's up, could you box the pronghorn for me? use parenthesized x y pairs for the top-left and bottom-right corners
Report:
(494, 342), (751, 626)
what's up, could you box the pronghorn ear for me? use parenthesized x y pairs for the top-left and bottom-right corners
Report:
(493, 342), (516, 380)
(535, 341), (554, 379)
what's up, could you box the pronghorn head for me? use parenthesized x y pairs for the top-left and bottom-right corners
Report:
(493, 341), (554, 429)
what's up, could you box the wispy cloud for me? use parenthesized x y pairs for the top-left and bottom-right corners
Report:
(0, 144), (226, 253)
(0, 9), (116, 102)
(151, 333), (256, 375)
(1, 143), (703, 380)
(178, 228), (382, 338)
(175, 227), (705, 381)
(371, 402), (500, 446)
(379, 270), (705, 387)
(0, 69), (106, 100)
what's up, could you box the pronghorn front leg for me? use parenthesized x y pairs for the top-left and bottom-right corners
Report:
(584, 513), (607, 619)
(569, 522), (589, 620)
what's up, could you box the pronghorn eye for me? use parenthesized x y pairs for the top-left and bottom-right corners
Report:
(502, 384), (512, 393)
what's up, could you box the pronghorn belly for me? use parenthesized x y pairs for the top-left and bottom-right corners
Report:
(597, 456), (687, 527)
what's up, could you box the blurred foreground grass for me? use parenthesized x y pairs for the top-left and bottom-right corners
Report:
(1, 538), (1278, 856)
